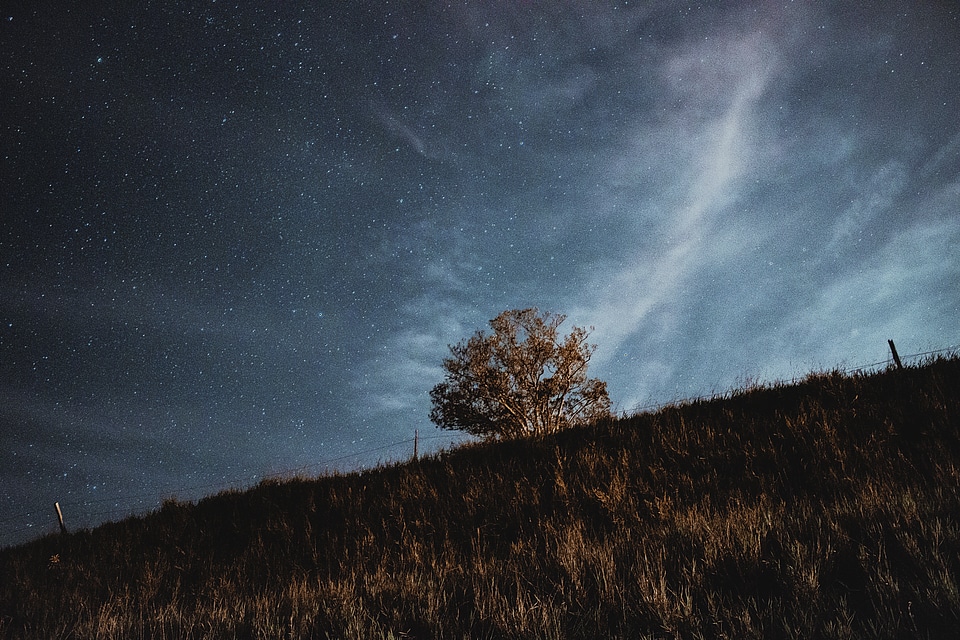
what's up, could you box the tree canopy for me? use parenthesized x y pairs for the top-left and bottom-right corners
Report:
(429, 308), (611, 439)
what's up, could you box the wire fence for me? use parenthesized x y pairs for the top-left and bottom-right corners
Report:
(3, 342), (957, 546)
(0, 431), (465, 544)
(624, 343), (959, 416)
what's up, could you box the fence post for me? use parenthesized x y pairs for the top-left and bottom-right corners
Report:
(888, 339), (904, 370)
(55, 501), (68, 534)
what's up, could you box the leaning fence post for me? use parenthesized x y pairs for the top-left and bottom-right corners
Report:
(55, 501), (68, 534)
(888, 339), (904, 370)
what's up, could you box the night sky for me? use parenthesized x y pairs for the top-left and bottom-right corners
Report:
(2, 2), (958, 547)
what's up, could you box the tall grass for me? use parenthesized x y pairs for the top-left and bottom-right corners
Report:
(2, 357), (959, 638)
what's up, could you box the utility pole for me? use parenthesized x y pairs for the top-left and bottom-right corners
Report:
(414, 429), (419, 460)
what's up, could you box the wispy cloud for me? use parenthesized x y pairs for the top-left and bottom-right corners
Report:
(577, 27), (780, 365)
(827, 161), (907, 254)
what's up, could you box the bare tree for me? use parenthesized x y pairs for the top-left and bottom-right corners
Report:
(429, 308), (611, 439)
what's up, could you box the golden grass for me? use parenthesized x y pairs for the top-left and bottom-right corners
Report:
(1, 356), (958, 638)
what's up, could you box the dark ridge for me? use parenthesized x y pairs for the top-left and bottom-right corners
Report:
(2, 356), (959, 639)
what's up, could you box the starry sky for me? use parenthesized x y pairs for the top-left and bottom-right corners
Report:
(2, 1), (958, 547)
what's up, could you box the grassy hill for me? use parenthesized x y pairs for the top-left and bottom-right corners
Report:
(2, 356), (959, 639)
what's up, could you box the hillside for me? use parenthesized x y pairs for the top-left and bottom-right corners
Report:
(2, 357), (959, 639)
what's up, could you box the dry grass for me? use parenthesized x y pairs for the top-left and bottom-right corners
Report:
(2, 356), (959, 638)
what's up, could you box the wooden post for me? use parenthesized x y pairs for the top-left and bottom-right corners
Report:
(888, 339), (903, 370)
(413, 429), (419, 460)
(55, 502), (67, 534)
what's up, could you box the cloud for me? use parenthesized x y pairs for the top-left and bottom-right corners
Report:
(918, 129), (960, 180)
(775, 214), (960, 366)
(827, 161), (907, 254)
(575, 26), (781, 365)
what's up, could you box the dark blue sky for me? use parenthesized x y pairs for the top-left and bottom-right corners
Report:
(2, 1), (958, 547)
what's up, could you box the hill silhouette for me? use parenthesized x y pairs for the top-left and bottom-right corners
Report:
(2, 356), (959, 638)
